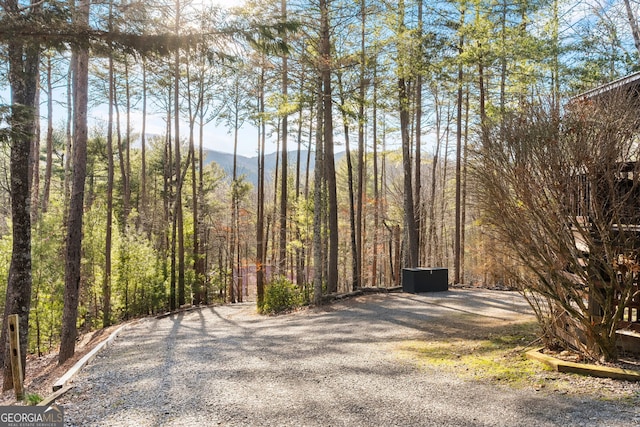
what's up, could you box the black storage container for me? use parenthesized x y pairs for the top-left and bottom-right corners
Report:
(402, 268), (449, 293)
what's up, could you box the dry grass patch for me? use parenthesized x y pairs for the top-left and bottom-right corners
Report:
(397, 321), (543, 385)
(395, 319), (640, 403)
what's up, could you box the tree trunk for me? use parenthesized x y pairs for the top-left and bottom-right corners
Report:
(59, 0), (90, 364)
(196, 98), (206, 304)
(140, 60), (147, 226)
(165, 87), (176, 311)
(337, 75), (359, 291)
(320, 0), (338, 293)
(454, 31), (464, 284)
(414, 0), (423, 265)
(439, 120), (450, 266)
(0, 12), (39, 387)
(460, 89), (469, 284)
(623, 0), (640, 57)
(381, 114), (389, 284)
(42, 53), (54, 214)
(271, 123), (280, 270)
(399, 76), (418, 268)
(174, 0), (185, 307)
(295, 81), (305, 286)
(184, 46), (200, 306)
(372, 61), (379, 287)
(231, 104), (240, 303)
(356, 0), (366, 290)
(305, 111), (314, 286)
(123, 57), (132, 226)
(189, 60), (204, 306)
(230, 80), (240, 302)
(397, 0), (418, 269)
(103, 46), (115, 328)
(30, 81), (40, 224)
(64, 60), (73, 207)
(313, 79), (324, 305)
(428, 90), (442, 265)
(257, 62), (266, 308)
(279, 0), (289, 275)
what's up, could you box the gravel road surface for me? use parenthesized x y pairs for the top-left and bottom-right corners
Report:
(60, 289), (640, 426)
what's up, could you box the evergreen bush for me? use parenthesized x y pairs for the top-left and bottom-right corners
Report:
(259, 276), (304, 315)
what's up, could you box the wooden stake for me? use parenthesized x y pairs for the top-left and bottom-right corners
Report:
(8, 314), (24, 401)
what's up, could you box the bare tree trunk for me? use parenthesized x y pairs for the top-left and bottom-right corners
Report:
(337, 75), (359, 291)
(279, 0), (289, 275)
(174, 0), (185, 307)
(184, 46), (201, 306)
(394, 225), (401, 286)
(414, 0), (423, 265)
(313, 79), (324, 305)
(166, 87), (176, 311)
(232, 112), (241, 303)
(398, 0), (418, 269)
(550, 0), (560, 116)
(271, 124), (280, 268)
(454, 30), (464, 284)
(381, 115), (389, 285)
(0, 2), (39, 386)
(170, 205), (178, 309)
(305, 109), (314, 286)
(140, 59), (148, 231)
(460, 89), (469, 284)
(499, 0), (507, 124)
(427, 89), (442, 265)
(256, 62), (266, 307)
(30, 81), (40, 224)
(478, 50), (487, 146)
(230, 81), (240, 303)
(59, 0), (89, 364)
(356, 0), (366, 290)
(623, 0), (640, 57)
(320, 0), (338, 293)
(123, 57), (132, 226)
(196, 97), (206, 304)
(400, 76), (418, 268)
(295, 79), (305, 286)
(372, 62), (379, 287)
(439, 117), (451, 266)
(42, 54), (54, 214)
(103, 43), (115, 328)
(305, 113), (313, 200)
(64, 60), (73, 207)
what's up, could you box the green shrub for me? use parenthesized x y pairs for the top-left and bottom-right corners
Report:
(260, 277), (304, 315)
(25, 393), (43, 405)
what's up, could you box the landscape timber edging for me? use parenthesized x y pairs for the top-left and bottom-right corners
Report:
(37, 385), (73, 406)
(525, 348), (640, 381)
(51, 323), (129, 392)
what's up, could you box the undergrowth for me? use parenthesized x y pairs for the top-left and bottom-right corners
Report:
(259, 276), (307, 315)
(25, 392), (43, 405)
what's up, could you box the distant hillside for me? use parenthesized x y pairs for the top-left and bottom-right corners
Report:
(203, 149), (344, 186)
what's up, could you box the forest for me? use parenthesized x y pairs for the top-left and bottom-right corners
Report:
(1, 0), (640, 385)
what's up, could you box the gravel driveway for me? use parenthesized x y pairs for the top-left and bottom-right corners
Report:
(60, 289), (640, 426)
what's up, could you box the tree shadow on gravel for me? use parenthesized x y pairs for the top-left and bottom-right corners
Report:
(63, 291), (640, 426)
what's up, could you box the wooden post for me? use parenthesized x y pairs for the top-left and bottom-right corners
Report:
(8, 314), (24, 400)
(394, 225), (401, 287)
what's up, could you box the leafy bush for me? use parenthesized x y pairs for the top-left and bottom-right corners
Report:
(259, 277), (304, 315)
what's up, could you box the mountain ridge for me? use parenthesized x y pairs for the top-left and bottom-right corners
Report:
(203, 149), (344, 186)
